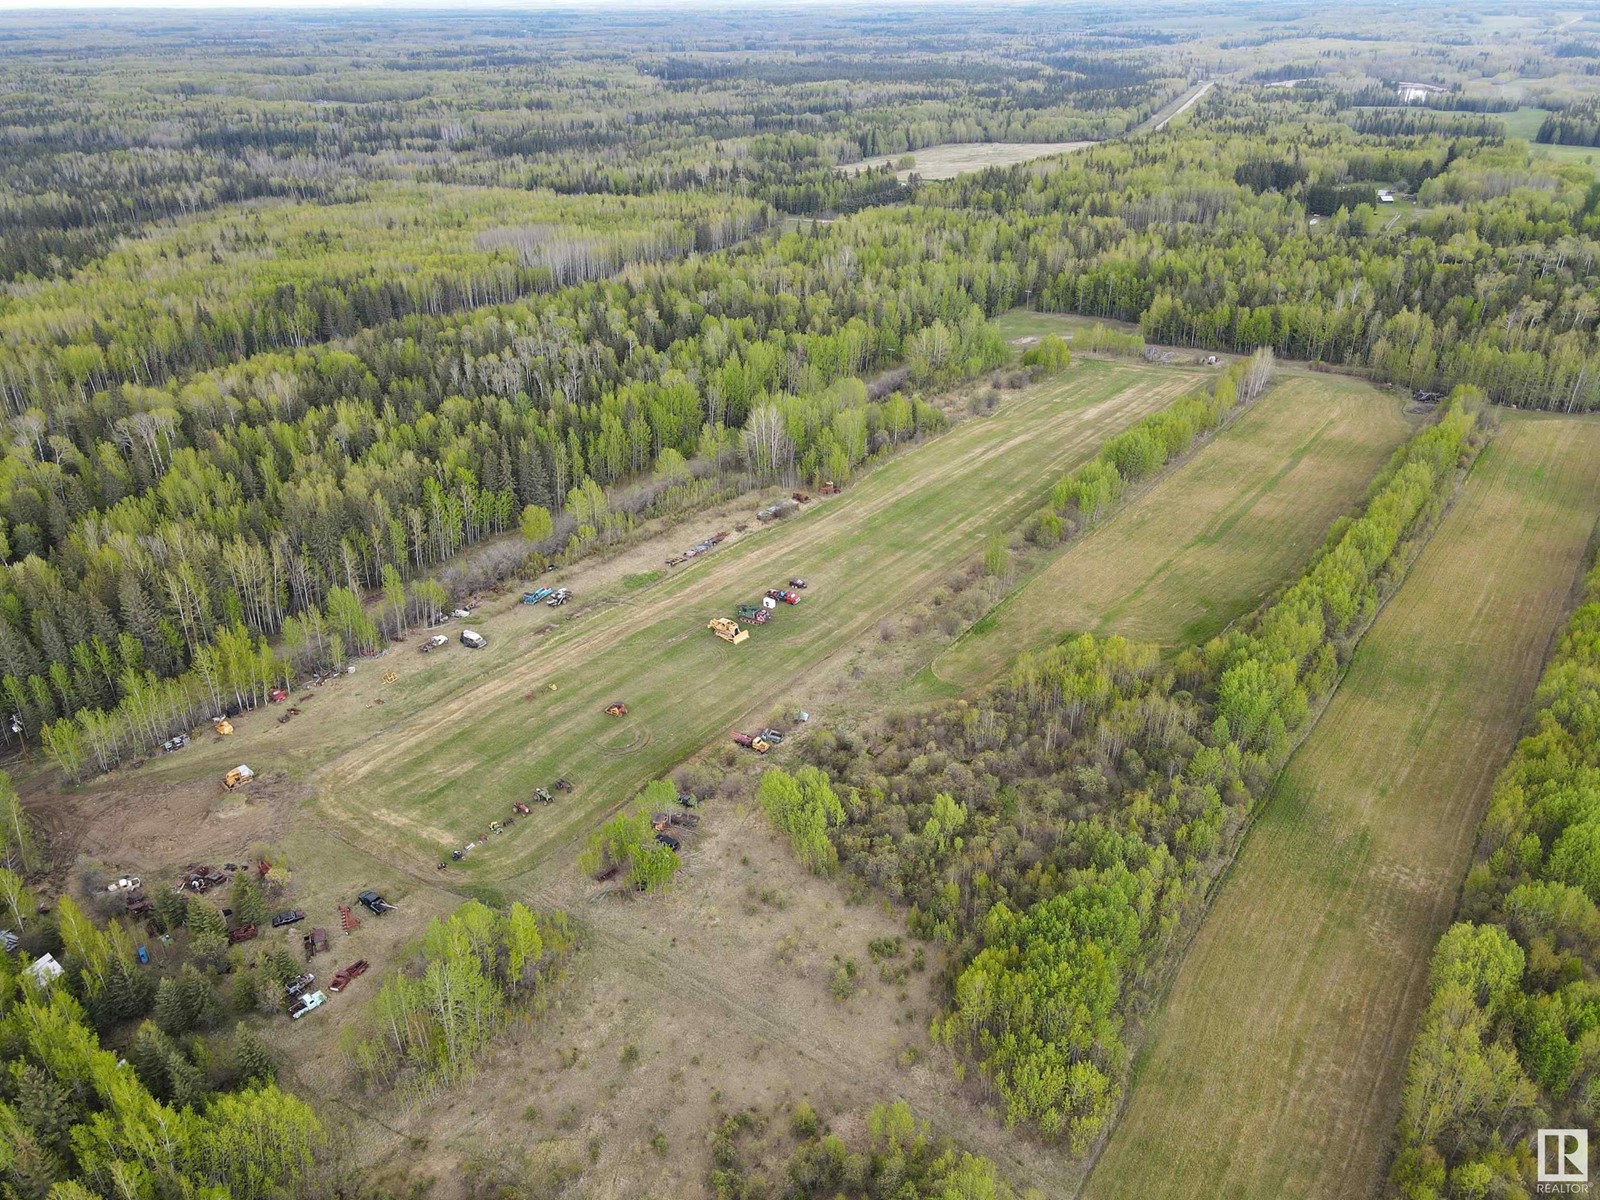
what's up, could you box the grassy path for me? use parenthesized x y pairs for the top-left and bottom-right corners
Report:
(1082, 414), (1600, 1200)
(934, 372), (1413, 687)
(309, 359), (1203, 876)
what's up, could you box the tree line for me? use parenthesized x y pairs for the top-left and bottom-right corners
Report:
(1389, 555), (1600, 1197)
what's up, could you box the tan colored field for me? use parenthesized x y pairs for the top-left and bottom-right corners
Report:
(841, 141), (1094, 181)
(1083, 414), (1600, 1200)
(934, 372), (1414, 687)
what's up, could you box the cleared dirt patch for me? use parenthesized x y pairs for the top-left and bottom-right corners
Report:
(934, 372), (1415, 687)
(1082, 414), (1600, 1200)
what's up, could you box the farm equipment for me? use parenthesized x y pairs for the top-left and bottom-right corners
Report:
(289, 991), (326, 1020)
(604, 701), (628, 717)
(382, 671), (398, 684)
(731, 731), (771, 754)
(460, 629), (487, 649)
(546, 588), (571, 607)
(419, 634), (448, 653)
(708, 617), (749, 645)
(269, 688), (289, 703)
(329, 960), (370, 993)
(765, 589), (801, 605)
(523, 587), (554, 604)
(553, 778), (574, 792)
(792, 492), (810, 503)
(228, 924), (258, 944)
(223, 765), (254, 789)
(271, 909), (306, 928)
(489, 820), (503, 834)
(304, 928), (329, 958)
(513, 801), (532, 815)
(532, 787), (554, 805)
(213, 718), (234, 736)
(179, 864), (229, 891)
(820, 481), (837, 495)
(736, 604), (770, 625)
(160, 733), (188, 753)
(671, 812), (700, 829)
(338, 905), (360, 935)
(357, 890), (395, 915)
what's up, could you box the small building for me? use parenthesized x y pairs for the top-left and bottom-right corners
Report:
(1377, 189), (1395, 204)
(0, 929), (18, 953)
(25, 952), (63, 989)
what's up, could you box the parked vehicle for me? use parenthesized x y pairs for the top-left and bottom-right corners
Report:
(765, 589), (801, 605)
(285, 973), (315, 997)
(655, 832), (681, 851)
(271, 909), (306, 928)
(357, 890), (395, 915)
(708, 617), (749, 644)
(788, 578), (808, 589)
(731, 731), (771, 753)
(289, 990), (327, 1020)
(460, 629), (487, 649)
(227, 924), (258, 944)
(329, 960), (370, 992)
(758, 728), (785, 745)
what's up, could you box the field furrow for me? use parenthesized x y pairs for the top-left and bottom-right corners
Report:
(1082, 414), (1600, 1200)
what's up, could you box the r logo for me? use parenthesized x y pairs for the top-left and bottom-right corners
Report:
(1539, 1129), (1589, 1184)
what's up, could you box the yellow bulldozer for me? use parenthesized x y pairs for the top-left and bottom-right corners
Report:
(707, 617), (749, 645)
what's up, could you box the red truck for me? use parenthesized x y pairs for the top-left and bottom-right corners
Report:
(765, 589), (800, 605)
(329, 960), (370, 993)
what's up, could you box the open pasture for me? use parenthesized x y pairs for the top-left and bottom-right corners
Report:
(1083, 413), (1600, 1200)
(934, 372), (1414, 687)
(261, 359), (1208, 877)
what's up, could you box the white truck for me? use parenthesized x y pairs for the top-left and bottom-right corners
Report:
(289, 990), (327, 1020)
(460, 629), (487, 649)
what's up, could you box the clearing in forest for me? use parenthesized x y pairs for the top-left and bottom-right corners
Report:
(303, 358), (1204, 875)
(934, 372), (1414, 687)
(1082, 414), (1600, 1200)
(840, 141), (1094, 180)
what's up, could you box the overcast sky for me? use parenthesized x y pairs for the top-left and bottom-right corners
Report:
(1, 0), (844, 9)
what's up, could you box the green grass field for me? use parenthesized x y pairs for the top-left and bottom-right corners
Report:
(932, 372), (1414, 687)
(1083, 413), (1600, 1200)
(291, 358), (1205, 877)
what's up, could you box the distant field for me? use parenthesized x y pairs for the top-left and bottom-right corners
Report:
(839, 141), (1093, 181)
(1084, 414), (1600, 1200)
(933, 372), (1414, 687)
(290, 358), (1205, 876)
(1504, 105), (1600, 166)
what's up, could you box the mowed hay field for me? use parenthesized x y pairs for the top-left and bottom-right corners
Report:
(309, 358), (1205, 876)
(934, 372), (1414, 688)
(1083, 414), (1600, 1200)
